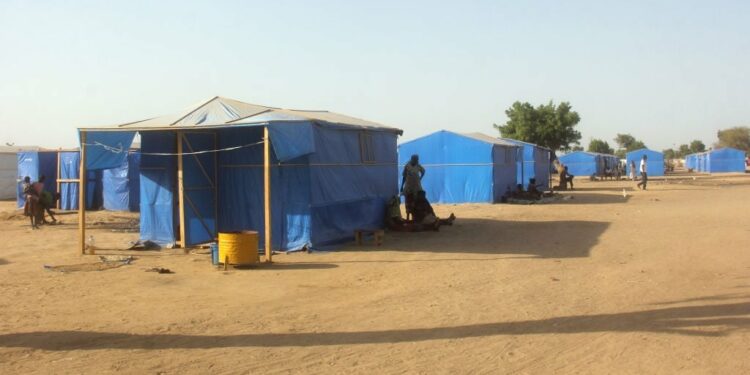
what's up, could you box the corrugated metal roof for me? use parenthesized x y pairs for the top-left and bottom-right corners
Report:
(104, 96), (400, 133)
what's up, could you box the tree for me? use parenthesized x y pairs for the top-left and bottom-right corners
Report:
(494, 101), (582, 153)
(716, 127), (750, 152)
(613, 133), (647, 158)
(689, 140), (706, 153)
(588, 139), (614, 154)
(663, 148), (676, 160)
(677, 144), (691, 158)
(571, 145), (584, 151)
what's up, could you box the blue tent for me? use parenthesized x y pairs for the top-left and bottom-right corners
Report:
(59, 151), (103, 210)
(397, 131), (518, 203)
(502, 139), (551, 188)
(626, 149), (664, 177)
(558, 151), (603, 177)
(79, 97), (401, 251)
(102, 151), (141, 211)
(685, 154), (697, 170)
(16, 150), (58, 208)
(703, 148), (746, 173)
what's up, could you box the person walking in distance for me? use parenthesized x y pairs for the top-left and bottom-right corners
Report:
(637, 155), (648, 190)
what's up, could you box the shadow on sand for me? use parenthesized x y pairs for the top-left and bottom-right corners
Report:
(2, 298), (748, 350)
(382, 219), (610, 259)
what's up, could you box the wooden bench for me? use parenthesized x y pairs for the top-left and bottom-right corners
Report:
(354, 229), (384, 246)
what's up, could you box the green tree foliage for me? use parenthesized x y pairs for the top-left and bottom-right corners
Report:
(494, 101), (582, 152)
(677, 144), (691, 158)
(716, 127), (750, 152)
(571, 145), (584, 151)
(689, 140), (706, 153)
(613, 133), (647, 158)
(587, 139), (614, 154)
(663, 148), (676, 160)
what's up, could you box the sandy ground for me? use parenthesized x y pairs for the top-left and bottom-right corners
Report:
(1, 173), (750, 374)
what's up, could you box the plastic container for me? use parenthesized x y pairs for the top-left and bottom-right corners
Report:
(209, 242), (219, 265)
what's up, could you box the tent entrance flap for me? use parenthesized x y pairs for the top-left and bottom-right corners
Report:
(182, 132), (218, 246)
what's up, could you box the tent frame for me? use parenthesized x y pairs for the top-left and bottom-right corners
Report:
(77, 128), (273, 263)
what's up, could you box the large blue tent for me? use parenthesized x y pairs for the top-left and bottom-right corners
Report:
(78, 97), (401, 252)
(502, 139), (551, 188)
(397, 131), (518, 203)
(16, 150), (58, 208)
(558, 151), (603, 177)
(626, 149), (664, 177)
(687, 148), (746, 173)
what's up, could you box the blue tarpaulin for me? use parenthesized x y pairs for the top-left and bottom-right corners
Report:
(59, 151), (103, 210)
(102, 151), (141, 211)
(626, 149), (664, 177)
(16, 151), (58, 208)
(397, 131), (518, 203)
(82, 131), (136, 171)
(502, 139), (551, 189)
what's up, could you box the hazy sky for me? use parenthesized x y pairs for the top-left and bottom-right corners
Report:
(1, 0), (748, 150)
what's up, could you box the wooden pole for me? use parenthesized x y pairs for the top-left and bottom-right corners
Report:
(177, 132), (186, 250)
(56, 150), (61, 209)
(263, 126), (272, 263)
(78, 132), (87, 255)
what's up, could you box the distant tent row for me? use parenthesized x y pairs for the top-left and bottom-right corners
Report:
(77, 96), (402, 253)
(685, 148), (746, 173)
(626, 149), (664, 177)
(558, 151), (620, 177)
(15, 149), (140, 211)
(397, 131), (551, 204)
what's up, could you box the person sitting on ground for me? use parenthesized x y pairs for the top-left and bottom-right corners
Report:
(526, 178), (543, 200)
(22, 176), (39, 229)
(400, 154), (425, 220)
(384, 195), (417, 232)
(556, 166), (574, 190)
(412, 190), (455, 230)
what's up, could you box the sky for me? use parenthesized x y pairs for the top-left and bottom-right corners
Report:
(0, 0), (748, 150)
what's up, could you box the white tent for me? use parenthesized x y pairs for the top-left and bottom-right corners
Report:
(0, 146), (39, 200)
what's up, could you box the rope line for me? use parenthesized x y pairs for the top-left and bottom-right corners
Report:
(82, 140), (265, 156)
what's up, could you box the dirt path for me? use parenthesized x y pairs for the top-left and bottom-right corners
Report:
(1, 174), (749, 374)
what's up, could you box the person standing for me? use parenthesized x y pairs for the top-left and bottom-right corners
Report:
(629, 160), (637, 181)
(400, 154), (425, 220)
(637, 155), (648, 190)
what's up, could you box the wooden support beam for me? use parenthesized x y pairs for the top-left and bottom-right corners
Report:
(177, 132), (186, 250)
(78, 132), (87, 255)
(263, 126), (272, 263)
(56, 150), (61, 209)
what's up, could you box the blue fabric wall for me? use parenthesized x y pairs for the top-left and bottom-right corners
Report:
(309, 125), (398, 246)
(706, 148), (745, 173)
(559, 152), (600, 177)
(59, 151), (103, 210)
(16, 151), (58, 208)
(103, 151), (141, 212)
(626, 149), (664, 177)
(492, 144), (519, 201)
(398, 131), (494, 203)
(139, 132), (177, 246)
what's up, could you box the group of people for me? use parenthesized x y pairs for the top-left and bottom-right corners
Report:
(22, 175), (58, 229)
(385, 154), (456, 232)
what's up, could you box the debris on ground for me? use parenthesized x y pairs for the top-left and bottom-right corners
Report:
(146, 267), (174, 274)
(43, 256), (135, 273)
(127, 240), (160, 251)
